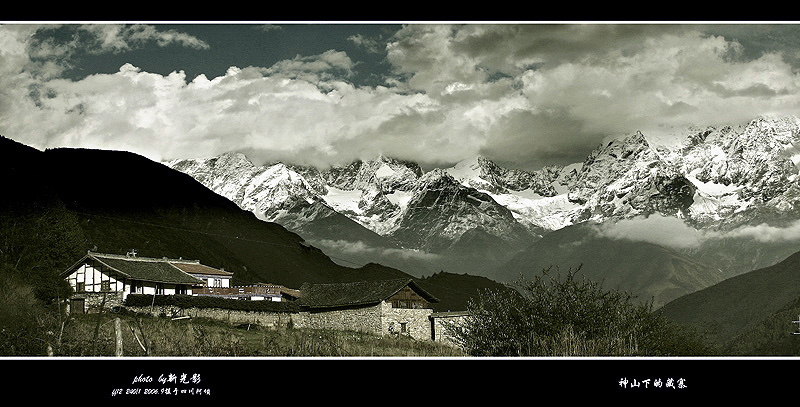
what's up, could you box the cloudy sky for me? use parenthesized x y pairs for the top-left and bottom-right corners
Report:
(3, 22), (800, 171)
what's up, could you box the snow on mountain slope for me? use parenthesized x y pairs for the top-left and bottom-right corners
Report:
(490, 192), (583, 232)
(309, 156), (421, 235)
(444, 156), (582, 232)
(166, 114), (800, 259)
(320, 186), (363, 216)
(671, 115), (800, 228)
(167, 152), (320, 222)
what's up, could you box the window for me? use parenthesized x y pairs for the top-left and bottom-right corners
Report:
(213, 279), (221, 287)
(76, 282), (85, 292)
(71, 298), (85, 314)
(156, 284), (164, 295)
(393, 300), (412, 309)
(400, 322), (408, 333)
(101, 280), (111, 292)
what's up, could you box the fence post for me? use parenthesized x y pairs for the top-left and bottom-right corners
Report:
(115, 317), (123, 356)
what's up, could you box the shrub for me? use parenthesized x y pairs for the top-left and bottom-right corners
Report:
(0, 271), (64, 355)
(447, 265), (714, 356)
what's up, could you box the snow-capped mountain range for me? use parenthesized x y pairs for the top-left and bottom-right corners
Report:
(166, 115), (800, 275)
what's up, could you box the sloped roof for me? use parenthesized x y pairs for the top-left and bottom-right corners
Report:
(298, 279), (438, 309)
(63, 252), (206, 286)
(170, 262), (233, 277)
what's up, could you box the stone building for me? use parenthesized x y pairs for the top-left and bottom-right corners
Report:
(295, 279), (440, 341)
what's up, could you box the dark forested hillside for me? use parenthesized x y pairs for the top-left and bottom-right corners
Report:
(658, 249), (800, 348)
(0, 136), (494, 310)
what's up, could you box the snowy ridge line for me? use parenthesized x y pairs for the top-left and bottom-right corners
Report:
(166, 115), (800, 243)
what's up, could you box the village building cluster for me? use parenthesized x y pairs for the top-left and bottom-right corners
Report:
(61, 251), (466, 344)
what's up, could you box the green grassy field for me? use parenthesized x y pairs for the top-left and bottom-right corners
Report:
(55, 311), (465, 357)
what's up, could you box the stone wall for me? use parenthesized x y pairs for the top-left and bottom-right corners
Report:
(124, 300), (437, 341)
(298, 305), (383, 334)
(126, 304), (383, 333)
(430, 312), (471, 346)
(381, 302), (434, 341)
(70, 292), (124, 314)
(126, 305), (295, 328)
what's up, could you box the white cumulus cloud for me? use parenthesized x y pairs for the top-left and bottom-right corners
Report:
(594, 214), (705, 250)
(4, 23), (800, 172)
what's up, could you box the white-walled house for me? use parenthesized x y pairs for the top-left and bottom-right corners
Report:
(61, 251), (227, 314)
(170, 261), (233, 288)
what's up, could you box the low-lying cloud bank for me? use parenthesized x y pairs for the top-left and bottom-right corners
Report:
(310, 239), (442, 263)
(594, 214), (800, 250)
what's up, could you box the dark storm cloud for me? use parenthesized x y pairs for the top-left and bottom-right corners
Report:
(453, 25), (679, 62)
(479, 108), (600, 170)
(698, 24), (800, 68)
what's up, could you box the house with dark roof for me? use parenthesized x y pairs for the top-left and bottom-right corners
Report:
(61, 251), (221, 314)
(62, 252), (454, 342)
(294, 279), (440, 341)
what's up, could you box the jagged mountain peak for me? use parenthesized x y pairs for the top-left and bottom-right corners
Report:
(676, 114), (800, 150)
(447, 155), (497, 178)
(354, 153), (423, 170)
(259, 162), (313, 186)
(738, 114), (800, 147)
(453, 154), (494, 166)
(373, 153), (406, 165)
(749, 113), (800, 126)
(599, 131), (657, 158)
(445, 154), (565, 198)
(578, 131), (668, 180)
(390, 166), (534, 254)
(317, 154), (423, 194)
(213, 150), (256, 167)
(418, 167), (460, 185)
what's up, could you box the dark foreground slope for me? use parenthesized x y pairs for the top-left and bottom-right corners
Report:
(0, 136), (490, 310)
(658, 249), (800, 349)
